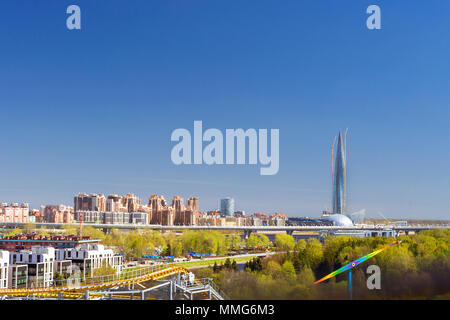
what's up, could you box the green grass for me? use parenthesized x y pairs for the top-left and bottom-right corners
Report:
(173, 255), (256, 268)
(121, 254), (264, 271)
(122, 266), (143, 272)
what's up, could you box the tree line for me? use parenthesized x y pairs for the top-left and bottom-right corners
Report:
(194, 229), (450, 300)
(2, 225), (275, 260)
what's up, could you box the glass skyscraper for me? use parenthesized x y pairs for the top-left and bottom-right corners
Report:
(220, 197), (235, 217)
(332, 131), (347, 215)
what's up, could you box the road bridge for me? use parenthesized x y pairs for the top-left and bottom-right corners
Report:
(0, 222), (447, 238)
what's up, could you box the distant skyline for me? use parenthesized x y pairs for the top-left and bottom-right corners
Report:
(1, 1), (450, 219)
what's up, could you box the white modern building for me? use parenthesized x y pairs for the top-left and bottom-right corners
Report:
(0, 250), (9, 289)
(8, 264), (28, 289)
(1, 244), (124, 289)
(55, 243), (123, 278)
(54, 259), (72, 284)
(9, 247), (55, 288)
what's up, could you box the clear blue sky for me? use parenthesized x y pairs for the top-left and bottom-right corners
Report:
(0, 1), (449, 219)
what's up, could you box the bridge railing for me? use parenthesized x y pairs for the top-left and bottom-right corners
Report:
(183, 277), (229, 300)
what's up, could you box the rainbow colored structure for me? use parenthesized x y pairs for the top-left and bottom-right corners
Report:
(313, 240), (401, 285)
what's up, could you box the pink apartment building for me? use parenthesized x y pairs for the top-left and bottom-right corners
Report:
(0, 203), (29, 223)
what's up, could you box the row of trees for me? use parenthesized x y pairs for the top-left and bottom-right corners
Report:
(213, 258), (238, 272)
(194, 229), (450, 300)
(103, 230), (275, 260)
(2, 225), (285, 260)
(4, 225), (288, 257)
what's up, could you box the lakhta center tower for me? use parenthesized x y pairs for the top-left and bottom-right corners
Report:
(331, 130), (347, 215)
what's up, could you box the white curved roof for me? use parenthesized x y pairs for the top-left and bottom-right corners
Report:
(325, 214), (354, 227)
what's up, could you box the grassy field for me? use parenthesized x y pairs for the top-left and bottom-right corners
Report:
(174, 255), (256, 268)
(122, 255), (258, 271)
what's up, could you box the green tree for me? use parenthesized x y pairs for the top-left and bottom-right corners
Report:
(225, 234), (242, 251)
(24, 223), (36, 234)
(303, 238), (323, 269)
(297, 266), (316, 286)
(124, 231), (155, 259)
(62, 224), (78, 235)
(6, 229), (22, 236)
(180, 230), (226, 255)
(37, 227), (50, 236)
(293, 255), (302, 272)
(224, 258), (232, 270)
(274, 233), (296, 251)
(244, 257), (263, 272)
(80, 225), (105, 240)
(294, 239), (307, 253)
(247, 234), (272, 250)
(165, 244), (172, 256)
(264, 260), (282, 278)
(281, 260), (296, 282)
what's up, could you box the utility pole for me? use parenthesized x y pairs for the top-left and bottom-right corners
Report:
(348, 269), (352, 300)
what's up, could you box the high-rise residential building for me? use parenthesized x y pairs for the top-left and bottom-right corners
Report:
(106, 194), (125, 212)
(172, 196), (185, 214)
(122, 193), (141, 212)
(161, 207), (175, 226)
(186, 197), (199, 212)
(332, 130), (347, 215)
(42, 205), (74, 224)
(74, 193), (106, 212)
(148, 195), (166, 212)
(220, 198), (235, 217)
(149, 195), (167, 224)
(172, 196), (185, 225)
(0, 203), (29, 223)
(73, 192), (201, 226)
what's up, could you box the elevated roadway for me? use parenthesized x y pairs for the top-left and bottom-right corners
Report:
(0, 222), (447, 237)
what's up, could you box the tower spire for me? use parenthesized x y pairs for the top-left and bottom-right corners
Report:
(332, 130), (346, 215)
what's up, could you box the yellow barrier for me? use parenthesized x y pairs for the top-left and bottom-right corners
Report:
(0, 266), (189, 298)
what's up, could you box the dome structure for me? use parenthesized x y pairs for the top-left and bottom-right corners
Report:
(325, 214), (353, 227)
